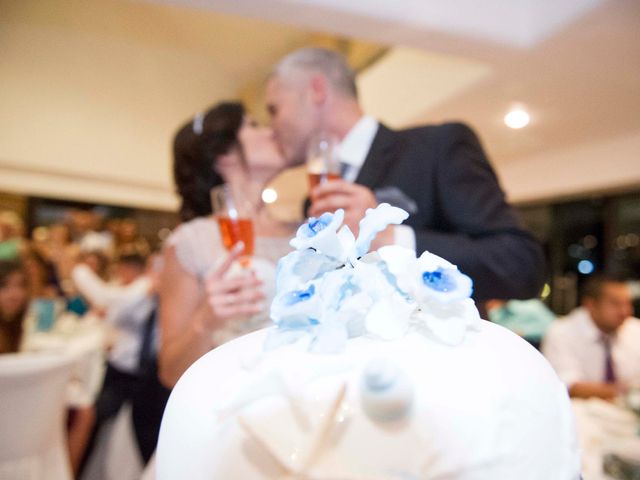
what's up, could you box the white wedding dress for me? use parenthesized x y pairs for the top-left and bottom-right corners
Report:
(139, 217), (292, 480)
(167, 216), (292, 345)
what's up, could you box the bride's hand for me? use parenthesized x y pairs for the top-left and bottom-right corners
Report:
(202, 243), (265, 328)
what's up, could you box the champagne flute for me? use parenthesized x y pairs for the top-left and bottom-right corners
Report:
(306, 133), (341, 192)
(210, 184), (255, 268)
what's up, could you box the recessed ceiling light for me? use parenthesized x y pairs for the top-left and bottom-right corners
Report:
(262, 188), (278, 204)
(504, 108), (530, 129)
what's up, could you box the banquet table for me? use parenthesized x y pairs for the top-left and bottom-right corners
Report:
(572, 398), (640, 480)
(21, 312), (112, 407)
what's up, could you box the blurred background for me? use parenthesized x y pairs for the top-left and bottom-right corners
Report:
(1, 0), (639, 312)
(1, 3), (639, 480)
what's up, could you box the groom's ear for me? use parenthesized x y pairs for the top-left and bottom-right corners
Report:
(309, 73), (329, 105)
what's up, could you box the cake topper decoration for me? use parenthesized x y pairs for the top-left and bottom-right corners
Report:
(268, 204), (480, 352)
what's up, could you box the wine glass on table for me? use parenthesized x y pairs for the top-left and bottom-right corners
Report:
(210, 184), (255, 268)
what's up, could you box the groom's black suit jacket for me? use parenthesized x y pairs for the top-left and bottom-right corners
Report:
(356, 122), (545, 302)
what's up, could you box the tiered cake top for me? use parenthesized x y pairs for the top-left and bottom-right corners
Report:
(157, 205), (580, 480)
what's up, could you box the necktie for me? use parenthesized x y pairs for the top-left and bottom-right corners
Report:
(340, 161), (352, 181)
(602, 334), (617, 384)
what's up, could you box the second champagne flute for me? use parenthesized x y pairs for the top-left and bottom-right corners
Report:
(306, 133), (341, 192)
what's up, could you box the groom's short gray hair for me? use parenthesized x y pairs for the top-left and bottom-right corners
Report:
(272, 47), (358, 99)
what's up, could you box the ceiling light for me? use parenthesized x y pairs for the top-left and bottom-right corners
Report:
(262, 188), (278, 204)
(504, 108), (530, 129)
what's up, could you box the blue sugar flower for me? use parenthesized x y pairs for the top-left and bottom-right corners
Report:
(266, 204), (481, 352)
(289, 204), (408, 263)
(422, 267), (473, 302)
(420, 267), (473, 303)
(290, 210), (348, 260)
(414, 251), (473, 303)
(293, 211), (342, 242)
(422, 268), (458, 292)
(283, 284), (316, 306)
(271, 279), (323, 334)
(304, 214), (334, 236)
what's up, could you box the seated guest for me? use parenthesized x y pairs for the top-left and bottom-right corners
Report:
(0, 260), (29, 353)
(115, 219), (151, 259)
(542, 274), (640, 400)
(0, 211), (26, 261)
(487, 298), (555, 349)
(36, 223), (80, 294)
(23, 247), (63, 299)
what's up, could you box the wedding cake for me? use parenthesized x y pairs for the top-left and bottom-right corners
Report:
(157, 205), (580, 479)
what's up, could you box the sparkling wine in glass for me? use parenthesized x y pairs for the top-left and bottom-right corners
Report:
(210, 184), (254, 267)
(306, 133), (341, 192)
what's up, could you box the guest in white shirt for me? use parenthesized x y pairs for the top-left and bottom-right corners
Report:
(73, 253), (156, 373)
(72, 252), (159, 474)
(542, 274), (640, 400)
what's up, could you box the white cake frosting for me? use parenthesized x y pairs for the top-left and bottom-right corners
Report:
(157, 205), (581, 479)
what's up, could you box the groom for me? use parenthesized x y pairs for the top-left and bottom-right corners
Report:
(265, 47), (544, 302)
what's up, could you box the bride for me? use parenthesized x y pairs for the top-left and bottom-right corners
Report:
(159, 102), (294, 387)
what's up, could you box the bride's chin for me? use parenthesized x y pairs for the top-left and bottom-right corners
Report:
(257, 155), (287, 172)
(246, 163), (282, 180)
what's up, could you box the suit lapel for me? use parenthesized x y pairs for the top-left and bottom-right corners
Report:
(355, 123), (398, 189)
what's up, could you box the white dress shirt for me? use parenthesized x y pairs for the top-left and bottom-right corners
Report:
(542, 306), (640, 388)
(337, 116), (416, 251)
(72, 264), (155, 373)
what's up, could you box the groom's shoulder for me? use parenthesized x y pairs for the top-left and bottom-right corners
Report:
(397, 121), (477, 140)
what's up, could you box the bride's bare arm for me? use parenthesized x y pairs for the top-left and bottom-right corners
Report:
(158, 244), (264, 387)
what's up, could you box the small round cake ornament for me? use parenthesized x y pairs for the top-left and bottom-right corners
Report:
(360, 358), (414, 422)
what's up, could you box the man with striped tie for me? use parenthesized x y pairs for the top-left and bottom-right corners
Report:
(542, 274), (640, 400)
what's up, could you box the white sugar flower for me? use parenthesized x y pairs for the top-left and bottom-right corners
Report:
(415, 298), (482, 346)
(290, 210), (352, 260)
(275, 249), (342, 293)
(377, 246), (478, 345)
(353, 204), (409, 258)
(268, 203), (480, 351)
(352, 260), (415, 340)
(377, 245), (421, 298)
(417, 251), (473, 303)
(270, 282), (322, 329)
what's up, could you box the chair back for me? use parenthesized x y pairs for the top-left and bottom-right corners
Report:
(0, 352), (75, 480)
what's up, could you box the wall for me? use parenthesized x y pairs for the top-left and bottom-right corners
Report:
(499, 130), (640, 204)
(1, 1), (637, 211)
(0, 0), (303, 210)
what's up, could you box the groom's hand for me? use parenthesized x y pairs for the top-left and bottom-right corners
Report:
(309, 180), (377, 235)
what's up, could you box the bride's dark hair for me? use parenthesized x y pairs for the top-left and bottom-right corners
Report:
(172, 102), (244, 222)
(0, 260), (27, 354)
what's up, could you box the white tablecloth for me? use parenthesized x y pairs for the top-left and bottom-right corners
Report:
(22, 313), (110, 407)
(572, 399), (640, 480)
